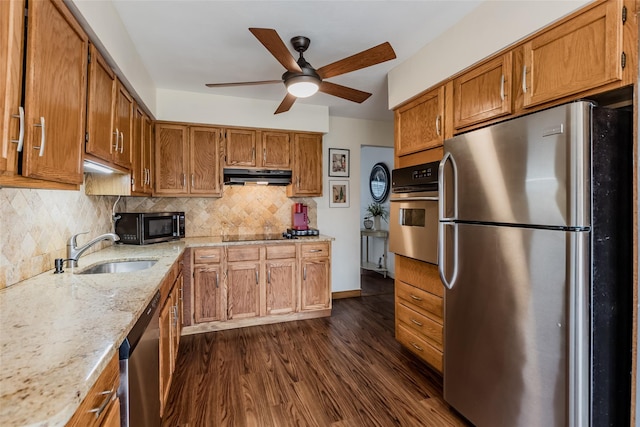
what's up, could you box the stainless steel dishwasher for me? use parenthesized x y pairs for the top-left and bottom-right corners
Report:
(118, 290), (161, 427)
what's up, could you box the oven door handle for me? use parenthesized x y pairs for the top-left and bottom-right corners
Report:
(390, 196), (439, 202)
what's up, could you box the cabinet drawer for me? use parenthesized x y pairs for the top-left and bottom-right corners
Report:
(397, 324), (442, 373)
(266, 244), (296, 259)
(66, 352), (119, 427)
(395, 255), (443, 297)
(227, 245), (260, 262)
(395, 280), (442, 320)
(397, 302), (443, 350)
(193, 247), (222, 264)
(300, 242), (330, 258)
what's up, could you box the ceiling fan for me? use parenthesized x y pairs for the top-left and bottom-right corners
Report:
(205, 28), (397, 114)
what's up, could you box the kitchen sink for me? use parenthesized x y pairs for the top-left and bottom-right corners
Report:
(77, 259), (158, 274)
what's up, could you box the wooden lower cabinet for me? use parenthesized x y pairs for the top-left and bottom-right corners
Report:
(66, 352), (119, 427)
(159, 259), (183, 416)
(187, 242), (331, 332)
(394, 255), (444, 373)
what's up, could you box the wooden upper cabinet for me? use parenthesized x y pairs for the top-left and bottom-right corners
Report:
(522, 0), (624, 108)
(155, 122), (222, 197)
(0, 0), (24, 175)
(22, 0), (88, 184)
(262, 131), (291, 168)
(86, 44), (116, 165)
(224, 128), (256, 167)
(395, 86), (445, 157)
(155, 123), (189, 195)
(453, 52), (513, 130)
(131, 104), (153, 195)
(113, 80), (133, 169)
(189, 126), (222, 196)
(289, 133), (322, 197)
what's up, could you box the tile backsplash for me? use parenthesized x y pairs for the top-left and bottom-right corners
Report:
(1, 184), (315, 288)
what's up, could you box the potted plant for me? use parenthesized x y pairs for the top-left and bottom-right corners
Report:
(365, 202), (389, 230)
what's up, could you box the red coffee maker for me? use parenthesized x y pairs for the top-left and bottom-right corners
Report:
(292, 203), (309, 230)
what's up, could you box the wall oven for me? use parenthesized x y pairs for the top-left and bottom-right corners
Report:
(115, 212), (185, 245)
(389, 161), (439, 264)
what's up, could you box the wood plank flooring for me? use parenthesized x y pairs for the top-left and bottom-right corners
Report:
(162, 275), (470, 427)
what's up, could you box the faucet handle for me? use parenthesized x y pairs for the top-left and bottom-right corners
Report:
(69, 231), (89, 247)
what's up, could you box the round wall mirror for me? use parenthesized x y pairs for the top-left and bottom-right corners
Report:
(369, 162), (390, 203)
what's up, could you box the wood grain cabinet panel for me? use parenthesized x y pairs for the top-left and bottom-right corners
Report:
(262, 131), (291, 168)
(523, 0), (624, 108)
(266, 259), (297, 315)
(396, 302), (443, 350)
(194, 265), (222, 323)
(453, 52), (513, 130)
(112, 80), (133, 169)
(300, 258), (331, 311)
(224, 128), (257, 167)
(66, 352), (119, 427)
(227, 261), (261, 319)
(22, 0), (88, 184)
(288, 133), (322, 197)
(396, 324), (443, 373)
(395, 86), (445, 157)
(130, 104), (153, 195)
(0, 0), (24, 175)
(155, 123), (222, 197)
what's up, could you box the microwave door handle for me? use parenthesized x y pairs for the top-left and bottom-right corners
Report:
(438, 152), (458, 221)
(174, 215), (179, 236)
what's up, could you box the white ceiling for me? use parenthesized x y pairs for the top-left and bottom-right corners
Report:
(111, 1), (483, 122)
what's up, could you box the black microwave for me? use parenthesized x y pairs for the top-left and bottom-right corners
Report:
(115, 212), (185, 245)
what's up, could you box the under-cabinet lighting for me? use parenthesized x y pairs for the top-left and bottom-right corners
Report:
(83, 160), (114, 174)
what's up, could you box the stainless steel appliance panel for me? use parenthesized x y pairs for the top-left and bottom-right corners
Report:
(443, 223), (589, 427)
(441, 102), (591, 228)
(389, 191), (438, 264)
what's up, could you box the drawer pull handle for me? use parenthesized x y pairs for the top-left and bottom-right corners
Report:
(410, 342), (424, 352)
(215, 271), (219, 288)
(410, 318), (423, 327)
(255, 270), (259, 285)
(409, 294), (422, 302)
(309, 249), (322, 253)
(88, 389), (114, 419)
(198, 255), (217, 259)
(11, 106), (24, 152)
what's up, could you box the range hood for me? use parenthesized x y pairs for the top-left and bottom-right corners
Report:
(223, 168), (292, 186)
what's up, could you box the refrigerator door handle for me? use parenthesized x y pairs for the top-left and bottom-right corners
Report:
(438, 152), (457, 221)
(438, 221), (458, 289)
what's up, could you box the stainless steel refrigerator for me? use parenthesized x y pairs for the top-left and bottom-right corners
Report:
(438, 101), (632, 427)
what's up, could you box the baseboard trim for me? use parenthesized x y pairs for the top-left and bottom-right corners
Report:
(332, 290), (361, 299)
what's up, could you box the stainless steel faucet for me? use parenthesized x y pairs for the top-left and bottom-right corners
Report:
(66, 232), (120, 267)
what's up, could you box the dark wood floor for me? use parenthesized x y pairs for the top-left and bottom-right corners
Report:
(162, 273), (469, 427)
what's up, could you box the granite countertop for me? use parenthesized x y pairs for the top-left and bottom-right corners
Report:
(0, 235), (332, 427)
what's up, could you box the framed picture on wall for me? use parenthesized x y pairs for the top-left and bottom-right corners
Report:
(329, 180), (350, 208)
(329, 148), (350, 177)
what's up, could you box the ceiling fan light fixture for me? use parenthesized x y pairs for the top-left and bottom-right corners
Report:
(285, 75), (319, 98)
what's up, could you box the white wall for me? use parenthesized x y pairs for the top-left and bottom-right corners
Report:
(317, 117), (394, 293)
(360, 146), (395, 278)
(156, 88), (329, 132)
(388, 0), (591, 108)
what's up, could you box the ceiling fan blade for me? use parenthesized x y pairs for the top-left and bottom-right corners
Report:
(275, 93), (297, 114)
(319, 81), (371, 103)
(316, 42), (396, 79)
(206, 80), (282, 88)
(249, 28), (302, 74)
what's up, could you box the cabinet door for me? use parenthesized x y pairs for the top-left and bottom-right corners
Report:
(190, 126), (222, 196)
(262, 131), (291, 168)
(227, 261), (261, 319)
(289, 133), (322, 197)
(0, 0), (24, 175)
(194, 264), (222, 323)
(395, 86), (444, 156)
(155, 123), (188, 195)
(300, 258), (330, 311)
(523, 1), (623, 108)
(142, 115), (154, 193)
(453, 52), (512, 130)
(159, 298), (172, 416)
(130, 105), (145, 193)
(266, 259), (296, 315)
(22, 0), (88, 184)
(225, 128), (256, 167)
(86, 44), (116, 164)
(113, 80), (133, 169)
